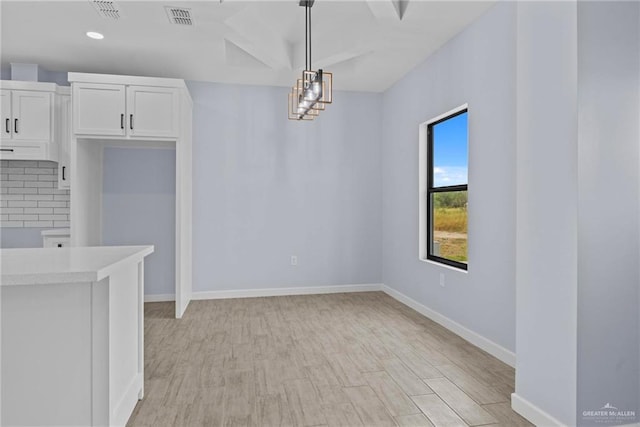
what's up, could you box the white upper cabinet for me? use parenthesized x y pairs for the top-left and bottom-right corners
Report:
(11, 90), (53, 142)
(73, 83), (126, 136)
(127, 86), (179, 138)
(72, 79), (179, 139)
(1, 90), (10, 138)
(1, 89), (53, 143)
(0, 81), (58, 161)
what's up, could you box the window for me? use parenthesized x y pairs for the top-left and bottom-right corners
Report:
(419, 107), (468, 270)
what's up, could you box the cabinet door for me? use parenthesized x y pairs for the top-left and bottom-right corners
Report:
(127, 86), (179, 138)
(1, 89), (11, 140)
(43, 236), (70, 248)
(58, 95), (71, 189)
(73, 83), (126, 136)
(11, 90), (52, 142)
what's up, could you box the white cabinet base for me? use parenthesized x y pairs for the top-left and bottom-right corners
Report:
(42, 228), (71, 247)
(1, 247), (151, 427)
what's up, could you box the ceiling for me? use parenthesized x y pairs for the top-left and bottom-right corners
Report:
(0, 0), (495, 92)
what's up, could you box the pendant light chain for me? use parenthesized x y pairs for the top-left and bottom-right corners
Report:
(305, 3), (308, 71)
(308, 4), (312, 71)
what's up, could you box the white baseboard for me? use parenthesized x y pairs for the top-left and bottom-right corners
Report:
(113, 373), (143, 427)
(191, 283), (383, 300)
(144, 284), (383, 303)
(146, 284), (516, 369)
(144, 293), (175, 302)
(382, 284), (516, 368)
(511, 393), (567, 427)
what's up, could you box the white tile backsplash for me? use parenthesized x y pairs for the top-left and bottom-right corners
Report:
(0, 160), (69, 228)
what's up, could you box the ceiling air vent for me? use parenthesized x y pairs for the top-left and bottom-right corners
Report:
(165, 7), (194, 26)
(91, 0), (121, 19)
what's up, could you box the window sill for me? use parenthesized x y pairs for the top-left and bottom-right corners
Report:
(419, 258), (469, 274)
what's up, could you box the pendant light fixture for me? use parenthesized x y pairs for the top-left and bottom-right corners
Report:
(288, 0), (332, 121)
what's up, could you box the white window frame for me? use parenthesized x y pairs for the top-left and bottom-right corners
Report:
(418, 103), (469, 270)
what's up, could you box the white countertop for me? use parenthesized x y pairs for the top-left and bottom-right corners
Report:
(1, 245), (154, 286)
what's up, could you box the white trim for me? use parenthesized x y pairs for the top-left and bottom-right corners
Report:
(192, 283), (383, 300)
(111, 373), (143, 427)
(421, 103), (470, 128)
(144, 293), (175, 302)
(418, 119), (428, 260)
(68, 72), (188, 91)
(0, 80), (58, 91)
(143, 284), (383, 303)
(420, 258), (469, 274)
(382, 284), (516, 367)
(511, 393), (567, 427)
(97, 140), (176, 150)
(146, 283), (516, 368)
(418, 103), (469, 261)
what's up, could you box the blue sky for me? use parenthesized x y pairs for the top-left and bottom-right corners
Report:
(432, 111), (468, 187)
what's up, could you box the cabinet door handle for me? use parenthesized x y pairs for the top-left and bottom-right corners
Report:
(0, 148), (14, 152)
(5, 118), (9, 134)
(121, 114), (124, 129)
(14, 118), (18, 134)
(130, 114), (134, 130)
(62, 166), (66, 181)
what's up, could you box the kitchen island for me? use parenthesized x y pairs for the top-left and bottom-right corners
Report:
(1, 245), (153, 427)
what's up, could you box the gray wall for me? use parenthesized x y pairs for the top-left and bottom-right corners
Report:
(102, 147), (176, 296)
(577, 2), (639, 424)
(514, 2), (579, 425)
(187, 81), (383, 292)
(381, 2), (517, 352)
(514, 2), (640, 425)
(39, 69), (68, 86)
(0, 228), (45, 248)
(0, 66), (68, 85)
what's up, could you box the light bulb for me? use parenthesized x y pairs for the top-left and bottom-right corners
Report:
(303, 88), (314, 101)
(86, 31), (104, 40)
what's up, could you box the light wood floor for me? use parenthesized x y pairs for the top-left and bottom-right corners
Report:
(128, 292), (532, 427)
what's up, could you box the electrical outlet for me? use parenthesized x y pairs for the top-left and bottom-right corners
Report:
(439, 273), (445, 287)
(290, 255), (298, 266)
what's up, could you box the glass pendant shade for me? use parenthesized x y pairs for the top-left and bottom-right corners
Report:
(302, 69), (332, 105)
(288, 1), (332, 121)
(288, 81), (320, 120)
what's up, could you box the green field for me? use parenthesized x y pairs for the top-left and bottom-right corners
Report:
(434, 233), (467, 262)
(432, 192), (468, 263)
(434, 207), (467, 233)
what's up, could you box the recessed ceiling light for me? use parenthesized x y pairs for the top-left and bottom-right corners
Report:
(86, 31), (104, 40)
